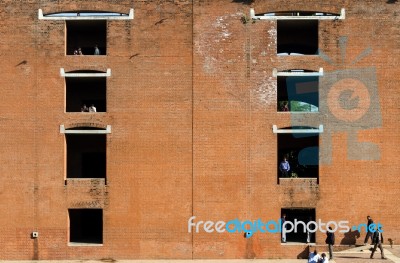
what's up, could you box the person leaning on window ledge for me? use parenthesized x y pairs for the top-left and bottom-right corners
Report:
(89, 104), (97, 112)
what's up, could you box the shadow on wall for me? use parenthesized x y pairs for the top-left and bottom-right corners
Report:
(297, 246), (309, 259)
(232, 0), (254, 5)
(387, 0), (398, 3)
(340, 230), (361, 245)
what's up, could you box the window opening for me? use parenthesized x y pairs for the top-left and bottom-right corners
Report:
(277, 75), (319, 112)
(66, 77), (106, 112)
(66, 134), (106, 179)
(281, 208), (316, 243)
(277, 20), (318, 55)
(69, 209), (103, 244)
(277, 128), (319, 182)
(66, 20), (106, 55)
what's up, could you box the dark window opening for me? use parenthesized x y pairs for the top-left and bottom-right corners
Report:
(277, 20), (318, 55)
(277, 75), (318, 112)
(66, 77), (106, 112)
(66, 20), (106, 55)
(69, 209), (103, 244)
(281, 208), (316, 243)
(66, 134), (106, 179)
(278, 131), (319, 181)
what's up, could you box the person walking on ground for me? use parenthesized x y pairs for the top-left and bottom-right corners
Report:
(370, 227), (387, 259)
(364, 215), (374, 245)
(326, 226), (335, 260)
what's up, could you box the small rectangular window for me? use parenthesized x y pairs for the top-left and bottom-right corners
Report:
(277, 20), (318, 55)
(66, 20), (106, 56)
(69, 209), (103, 244)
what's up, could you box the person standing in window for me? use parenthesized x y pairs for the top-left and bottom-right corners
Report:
(81, 104), (88, 112)
(279, 156), (290, 178)
(281, 101), (289, 111)
(94, 45), (100, 55)
(89, 104), (97, 112)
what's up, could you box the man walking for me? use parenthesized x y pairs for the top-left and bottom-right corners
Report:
(364, 215), (374, 245)
(370, 228), (387, 259)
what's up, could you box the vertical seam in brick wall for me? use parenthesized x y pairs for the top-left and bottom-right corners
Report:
(191, 0), (194, 259)
(245, 14), (251, 220)
(33, 2), (39, 259)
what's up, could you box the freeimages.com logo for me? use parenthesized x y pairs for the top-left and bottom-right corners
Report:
(188, 216), (383, 238)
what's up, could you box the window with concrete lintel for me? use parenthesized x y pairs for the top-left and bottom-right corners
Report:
(274, 126), (321, 183)
(69, 209), (103, 245)
(63, 69), (109, 113)
(277, 20), (318, 55)
(66, 20), (107, 56)
(281, 208), (316, 244)
(275, 69), (322, 112)
(63, 126), (108, 181)
(38, 9), (134, 55)
(249, 9), (345, 55)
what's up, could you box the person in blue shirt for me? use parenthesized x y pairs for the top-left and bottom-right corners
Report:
(279, 157), (290, 177)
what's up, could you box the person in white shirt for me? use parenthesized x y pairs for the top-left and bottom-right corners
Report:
(308, 249), (321, 263)
(89, 104), (97, 112)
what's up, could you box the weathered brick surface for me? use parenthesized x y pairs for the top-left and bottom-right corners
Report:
(0, 0), (398, 260)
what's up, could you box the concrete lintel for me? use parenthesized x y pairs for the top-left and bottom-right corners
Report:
(272, 124), (323, 134)
(60, 125), (111, 134)
(273, 68), (323, 77)
(39, 9), (134, 20)
(251, 8), (345, 20)
(60, 68), (111, 77)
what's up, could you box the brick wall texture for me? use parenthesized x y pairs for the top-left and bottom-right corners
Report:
(0, 0), (399, 260)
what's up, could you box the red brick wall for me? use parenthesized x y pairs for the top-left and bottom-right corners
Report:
(0, 0), (398, 260)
